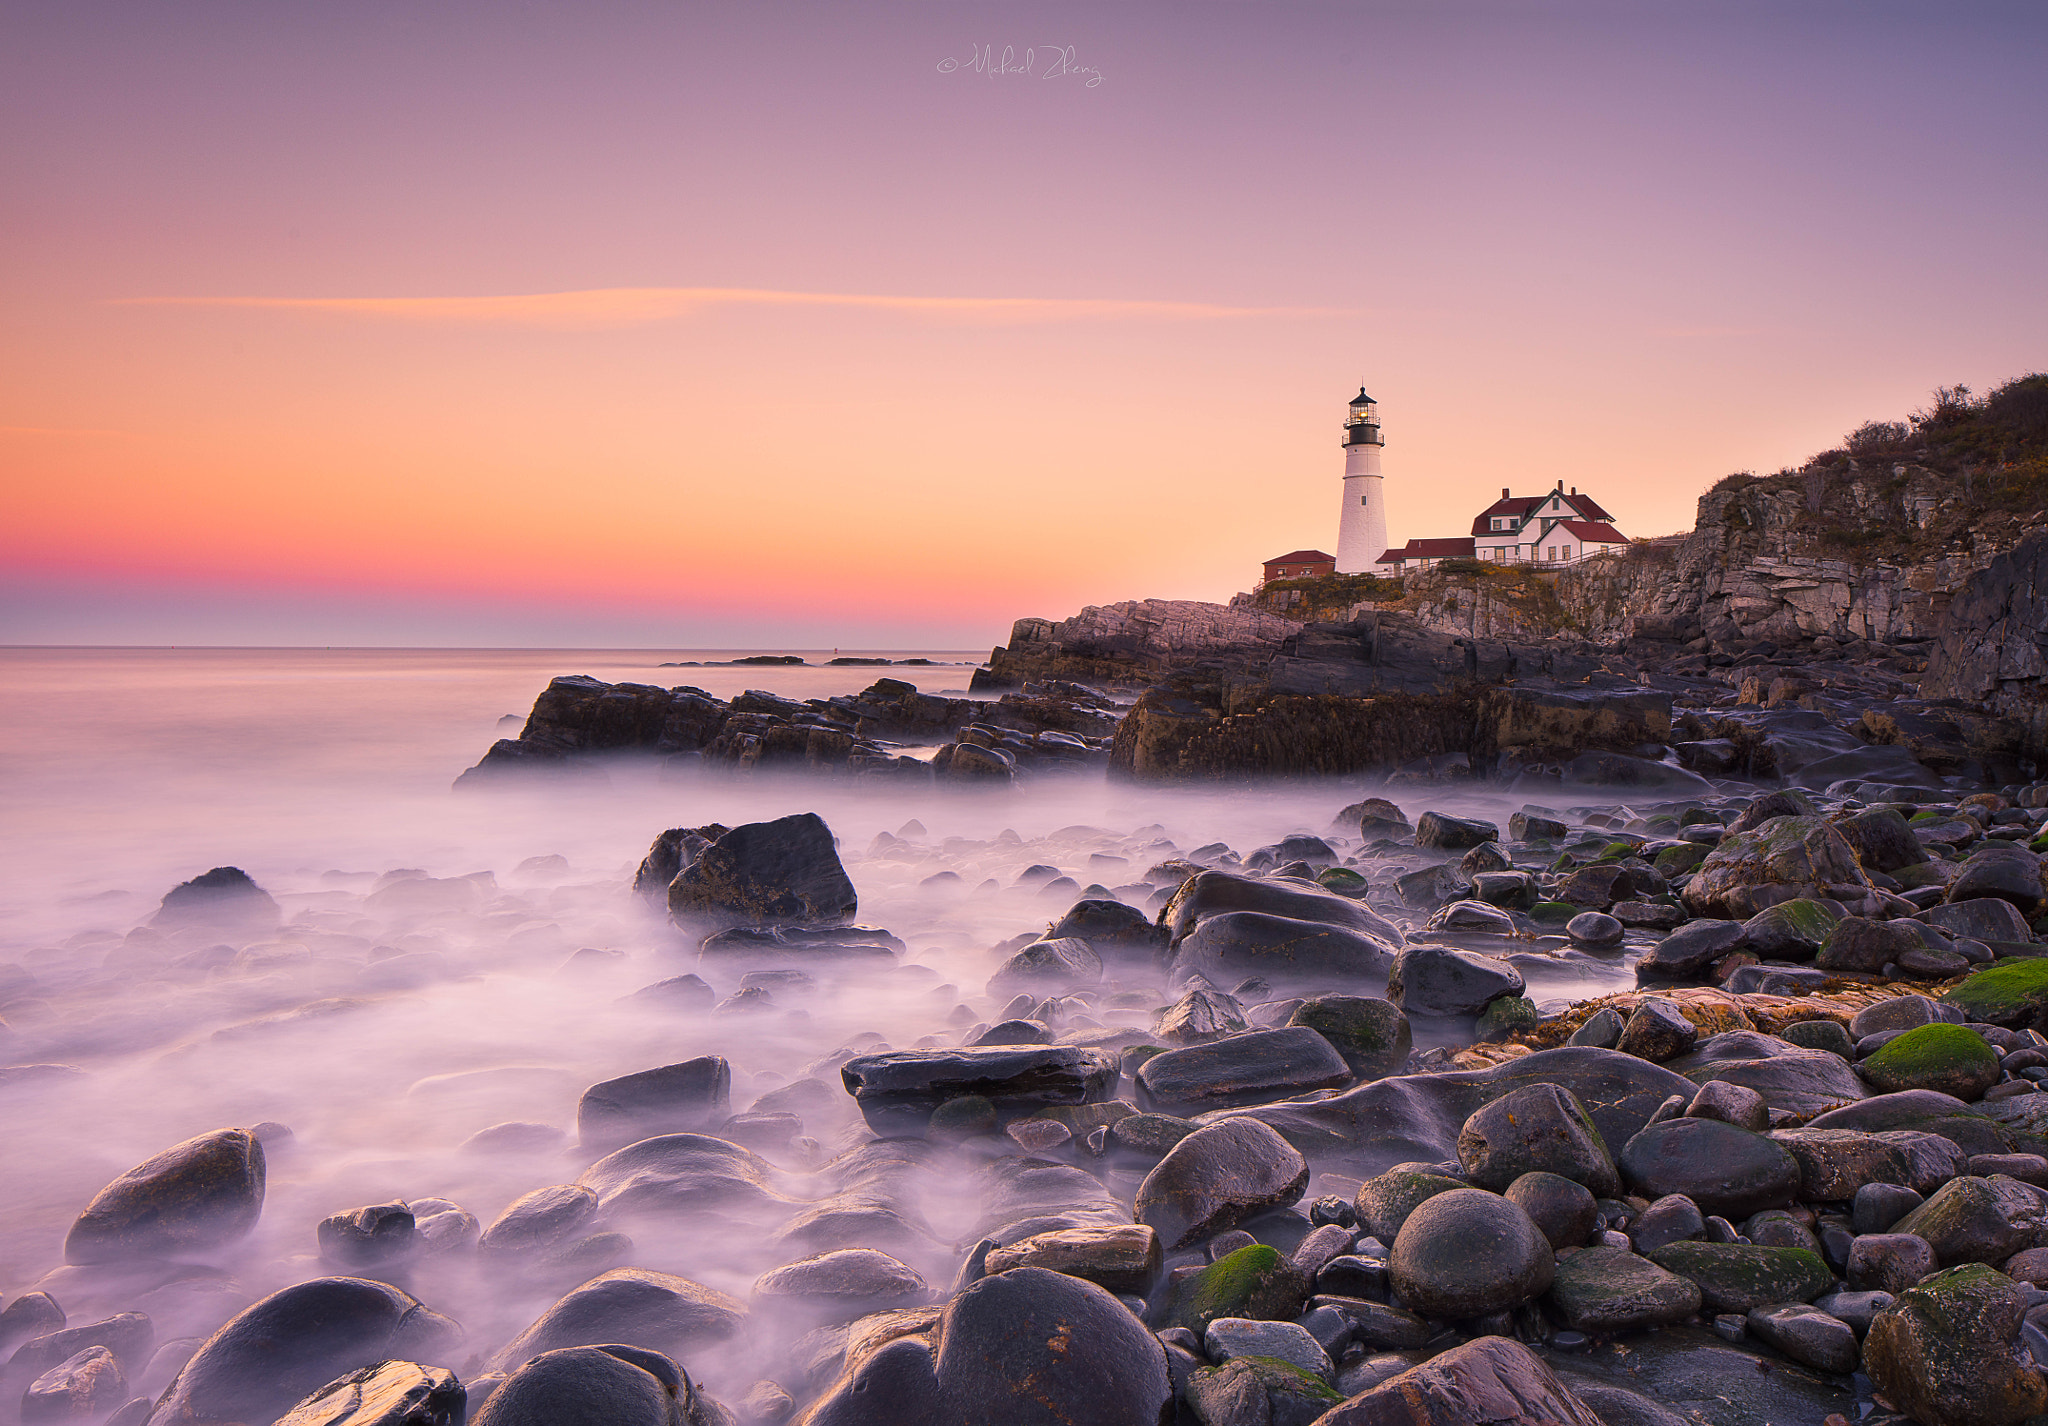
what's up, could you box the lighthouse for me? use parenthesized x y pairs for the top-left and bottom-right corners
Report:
(1334, 387), (1388, 574)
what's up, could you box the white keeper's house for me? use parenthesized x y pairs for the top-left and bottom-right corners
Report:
(1379, 483), (1630, 571)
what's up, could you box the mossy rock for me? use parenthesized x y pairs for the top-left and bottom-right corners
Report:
(1165, 1243), (1304, 1333)
(1780, 1019), (1855, 1059)
(1530, 900), (1578, 925)
(1316, 866), (1370, 898)
(1865, 1263), (2048, 1426)
(1595, 841), (1639, 864)
(1186, 1356), (1343, 1422)
(1860, 1023), (2001, 1101)
(1942, 958), (2048, 1030)
(1745, 898), (1843, 956)
(1645, 1242), (1833, 1314)
(1547, 1243), (1702, 1334)
(1892, 861), (1954, 891)
(1655, 843), (1711, 877)
(1355, 1170), (1465, 1243)
(1289, 995), (1411, 1078)
(1475, 995), (1539, 1043)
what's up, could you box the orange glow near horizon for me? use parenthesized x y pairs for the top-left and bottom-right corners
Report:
(3, 3), (2043, 646)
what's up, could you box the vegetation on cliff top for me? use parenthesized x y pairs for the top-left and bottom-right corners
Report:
(1251, 571), (1403, 621)
(1708, 372), (2048, 564)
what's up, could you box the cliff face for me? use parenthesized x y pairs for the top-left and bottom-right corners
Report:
(1924, 533), (2048, 758)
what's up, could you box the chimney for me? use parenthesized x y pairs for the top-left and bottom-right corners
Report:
(1571, 486), (1577, 496)
(1501, 487), (1510, 499)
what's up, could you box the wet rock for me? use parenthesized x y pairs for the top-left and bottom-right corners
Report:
(1616, 1001), (1697, 1063)
(65, 1128), (265, 1263)
(1136, 1119), (1309, 1251)
(1920, 897), (2035, 944)
(1634, 919), (1746, 980)
(1645, 1241), (1833, 1313)
(1312, 1335), (1602, 1425)
(1153, 987), (1248, 1043)
(1815, 915), (1927, 973)
(22, 1346), (126, 1425)
(987, 938), (1102, 998)
(753, 1250), (927, 1310)
(1832, 808), (1931, 874)
(576, 1134), (785, 1219)
(1414, 812), (1499, 851)
(1852, 995), (1943, 1039)
(8, 1314), (154, 1378)
(1685, 1080), (1768, 1131)
(1162, 872), (1403, 947)
(1864, 1264), (2047, 1426)
(146, 1279), (459, 1426)
(1943, 959), (2048, 1030)
(0, 1293), (65, 1357)
(1745, 1303), (1857, 1374)
(479, 1185), (599, 1261)
(470, 1345), (724, 1426)
(1663, 1032), (1871, 1118)
(1738, 898), (1842, 960)
(1166, 1243), (1307, 1333)
(577, 1057), (734, 1152)
(1681, 816), (1870, 920)
(666, 813), (857, 928)
(839, 1046), (1119, 1136)
(1617, 1117), (1798, 1218)
(1627, 1194), (1705, 1254)
(1387, 945), (1523, 1018)
(317, 1202), (414, 1268)
(1504, 1171), (1598, 1249)
(1861, 1024), (2001, 1101)
(1354, 1168), (1465, 1245)
(1204, 1317), (1331, 1380)
(1891, 1175), (2048, 1266)
(485, 1268), (745, 1373)
(1568, 1006), (1624, 1049)
(1424, 900), (1518, 935)
(1768, 1128), (1916, 1201)
(981, 1224), (1160, 1295)
(1046, 899), (1168, 958)
(1387, 1189), (1553, 1319)
(1286, 996), (1410, 1079)
(152, 867), (280, 932)
(1779, 1018), (1855, 1057)
(1852, 1182), (1925, 1235)
(1845, 1233), (1937, 1294)
(1455, 1083), (1620, 1197)
(1510, 810), (1568, 841)
(1183, 1354), (1342, 1426)
(1947, 844), (2048, 917)
(1565, 911), (1624, 947)
(805, 1266), (1167, 1426)
(1136, 1028), (1351, 1114)
(273, 1361), (465, 1426)
(1547, 1244), (1702, 1334)
(1172, 913), (1398, 994)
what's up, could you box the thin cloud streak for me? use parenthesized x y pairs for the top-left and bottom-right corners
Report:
(111, 286), (1360, 328)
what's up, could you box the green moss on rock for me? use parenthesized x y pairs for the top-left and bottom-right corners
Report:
(1646, 1241), (1833, 1314)
(1530, 900), (1578, 924)
(1861, 1023), (2001, 1100)
(1944, 959), (2048, 1029)
(1167, 1243), (1303, 1333)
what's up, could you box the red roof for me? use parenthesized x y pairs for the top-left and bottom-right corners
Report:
(1559, 520), (1626, 544)
(1469, 490), (1616, 536)
(1263, 549), (1335, 565)
(1378, 537), (1475, 563)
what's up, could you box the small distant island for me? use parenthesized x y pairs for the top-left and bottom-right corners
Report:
(658, 655), (951, 668)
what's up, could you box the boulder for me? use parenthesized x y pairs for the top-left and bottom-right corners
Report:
(1832, 808), (1931, 874)
(1891, 1176), (2048, 1266)
(1172, 913), (1398, 994)
(575, 1135), (786, 1219)
(1183, 1355), (1341, 1426)
(1738, 898), (1842, 960)
(1386, 945), (1524, 1018)
(1864, 1264), (2047, 1426)
(1165, 1243), (1307, 1333)
(65, 1129), (265, 1263)
(1645, 1241), (1832, 1313)
(1135, 1028), (1352, 1114)
(1311, 1336), (1603, 1425)
(1045, 900), (1167, 958)
(1682, 816), (1870, 919)
(1920, 898), (2035, 943)
(839, 1047), (1119, 1136)
(1546, 1244), (1702, 1335)
(1617, 1117), (1798, 1218)
(1504, 1171), (1599, 1249)
(316, 1203), (414, 1268)
(753, 1250), (927, 1309)
(1354, 1167), (1466, 1245)
(1454, 1083), (1620, 1197)
(981, 1224), (1161, 1295)
(1948, 845), (2048, 917)
(1387, 1189), (1554, 1319)
(1286, 996), (1411, 1079)
(1565, 911), (1624, 946)
(1943, 959), (2048, 1030)
(987, 938), (1102, 998)
(470, 1345), (723, 1426)
(1204, 1317), (1330, 1379)
(1414, 812), (1499, 850)
(1616, 1001), (1698, 1063)
(1135, 1119), (1309, 1250)
(485, 1268), (746, 1373)
(6, 1314), (153, 1379)
(1162, 872), (1403, 947)
(666, 813), (857, 927)
(1815, 915), (1927, 973)
(577, 1058), (732, 1151)
(478, 1185), (599, 1261)
(1768, 1128), (1918, 1201)
(1634, 920), (1746, 980)
(146, 1279), (460, 1426)
(1859, 1024), (2002, 1101)
(152, 866), (280, 932)
(1745, 1303), (1858, 1375)
(1663, 1033), (1870, 1118)
(273, 1361), (467, 1426)
(1846, 1233), (1937, 1294)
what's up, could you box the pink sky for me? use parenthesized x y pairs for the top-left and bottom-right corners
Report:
(3, 1), (2044, 647)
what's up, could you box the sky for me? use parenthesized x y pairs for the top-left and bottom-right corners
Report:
(3, 0), (2045, 648)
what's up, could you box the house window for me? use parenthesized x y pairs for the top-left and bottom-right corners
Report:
(1360, 495), (1369, 505)
(1548, 546), (1557, 561)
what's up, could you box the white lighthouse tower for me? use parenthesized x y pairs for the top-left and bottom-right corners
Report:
(1334, 386), (1388, 574)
